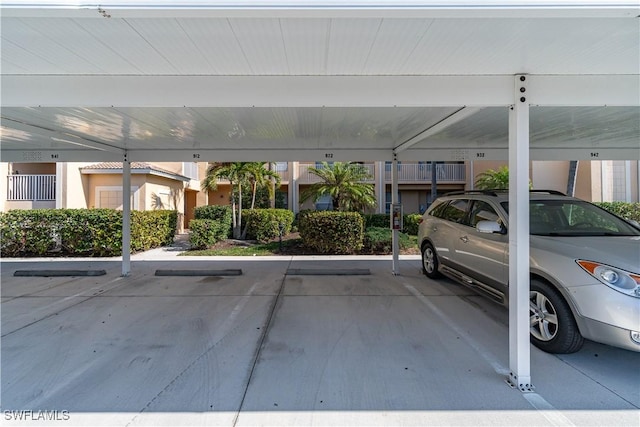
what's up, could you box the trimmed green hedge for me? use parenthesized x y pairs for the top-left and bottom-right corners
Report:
(190, 205), (233, 248)
(193, 205), (232, 235)
(362, 213), (422, 235)
(0, 209), (177, 257)
(189, 219), (228, 249)
(595, 202), (640, 222)
(242, 209), (295, 242)
(299, 211), (364, 254)
(361, 227), (412, 254)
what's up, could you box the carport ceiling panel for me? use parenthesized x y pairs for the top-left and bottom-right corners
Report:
(3, 16), (637, 76)
(413, 106), (640, 150)
(530, 107), (640, 150)
(116, 106), (461, 150)
(1, 106), (460, 152)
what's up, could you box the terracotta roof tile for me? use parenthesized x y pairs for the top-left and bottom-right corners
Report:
(81, 162), (181, 177)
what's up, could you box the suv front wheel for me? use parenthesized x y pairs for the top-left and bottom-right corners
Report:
(421, 242), (441, 279)
(529, 279), (584, 353)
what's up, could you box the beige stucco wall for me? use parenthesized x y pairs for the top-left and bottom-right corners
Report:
(208, 185), (232, 206)
(1, 162), (8, 212)
(144, 176), (185, 212)
(631, 161), (639, 203)
(531, 161), (569, 193)
(87, 174), (146, 209)
(6, 162), (56, 175)
(63, 163), (92, 208)
(574, 161), (596, 201)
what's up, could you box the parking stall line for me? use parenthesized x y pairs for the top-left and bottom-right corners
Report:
(403, 282), (576, 427)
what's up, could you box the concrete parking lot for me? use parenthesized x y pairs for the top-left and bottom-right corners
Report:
(1, 251), (638, 426)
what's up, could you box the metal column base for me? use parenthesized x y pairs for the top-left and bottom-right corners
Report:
(506, 372), (535, 393)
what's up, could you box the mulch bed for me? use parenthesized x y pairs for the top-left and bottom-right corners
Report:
(209, 232), (420, 256)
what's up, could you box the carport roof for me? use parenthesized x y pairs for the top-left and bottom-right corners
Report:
(1, 1), (639, 163)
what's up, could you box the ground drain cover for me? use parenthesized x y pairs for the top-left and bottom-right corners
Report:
(286, 268), (370, 276)
(14, 270), (107, 277)
(155, 269), (242, 277)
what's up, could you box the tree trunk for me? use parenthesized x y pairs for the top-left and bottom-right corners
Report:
(234, 184), (243, 239)
(250, 181), (257, 210)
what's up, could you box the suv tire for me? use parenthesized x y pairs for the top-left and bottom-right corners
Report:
(529, 279), (584, 354)
(421, 242), (441, 279)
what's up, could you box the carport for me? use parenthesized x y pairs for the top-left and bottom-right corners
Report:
(1, 0), (639, 396)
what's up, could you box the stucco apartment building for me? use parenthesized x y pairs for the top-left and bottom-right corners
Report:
(2, 160), (639, 230)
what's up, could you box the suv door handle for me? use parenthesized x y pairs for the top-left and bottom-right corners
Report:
(460, 236), (469, 243)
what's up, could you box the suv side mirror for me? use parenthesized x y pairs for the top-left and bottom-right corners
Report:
(476, 220), (504, 234)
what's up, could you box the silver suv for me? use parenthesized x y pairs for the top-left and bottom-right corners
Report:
(418, 190), (640, 354)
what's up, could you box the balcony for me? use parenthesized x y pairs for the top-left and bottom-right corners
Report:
(7, 174), (56, 201)
(298, 163), (465, 184)
(384, 163), (465, 183)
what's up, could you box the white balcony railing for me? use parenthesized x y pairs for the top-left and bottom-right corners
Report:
(275, 169), (290, 182)
(212, 163), (465, 185)
(7, 174), (56, 201)
(384, 163), (465, 183)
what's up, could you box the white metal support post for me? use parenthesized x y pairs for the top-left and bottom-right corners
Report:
(391, 154), (400, 275)
(507, 75), (533, 392)
(377, 162), (385, 214)
(122, 153), (131, 277)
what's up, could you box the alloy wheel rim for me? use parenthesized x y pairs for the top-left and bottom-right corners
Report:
(423, 249), (434, 273)
(529, 291), (559, 342)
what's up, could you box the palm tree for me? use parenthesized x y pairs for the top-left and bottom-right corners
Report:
(245, 162), (281, 210)
(202, 162), (253, 239)
(474, 166), (510, 190)
(474, 166), (532, 190)
(202, 162), (283, 239)
(300, 162), (376, 212)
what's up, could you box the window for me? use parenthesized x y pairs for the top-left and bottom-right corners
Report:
(315, 194), (332, 211)
(469, 200), (499, 228)
(274, 162), (288, 172)
(385, 191), (400, 214)
(440, 199), (470, 223)
(315, 161), (333, 169)
(182, 162), (198, 180)
(96, 186), (139, 210)
(428, 200), (450, 218)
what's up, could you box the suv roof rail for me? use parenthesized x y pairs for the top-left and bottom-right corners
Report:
(444, 189), (566, 196)
(444, 190), (499, 196)
(530, 189), (566, 196)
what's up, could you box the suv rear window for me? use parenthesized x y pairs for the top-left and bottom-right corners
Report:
(432, 199), (469, 223)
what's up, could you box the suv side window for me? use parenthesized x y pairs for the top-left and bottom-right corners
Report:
(429, 200), (450, 218)
(469, 200), (499, 228)
(440, 198), (470, 223)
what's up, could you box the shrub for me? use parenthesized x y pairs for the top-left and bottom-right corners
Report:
(189, 219), (226, 249)
(362, 213), (422, 235)
(0, 209), (177, 257)
(362, 214), (388, 229)
(0, 209), (124, 257)
(595, 202), (640, 222)
(299, 211), (364, 254)
(362, 227), (412, 254)
(131, 210), (178, 252)
(242, 209), (294, 242)
(193, 205), (232, 238)
(403, 214), (422, 236)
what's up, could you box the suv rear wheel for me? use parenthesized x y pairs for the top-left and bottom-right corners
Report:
(421, 242), (441, 279)
(529, 279), (584, 353)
